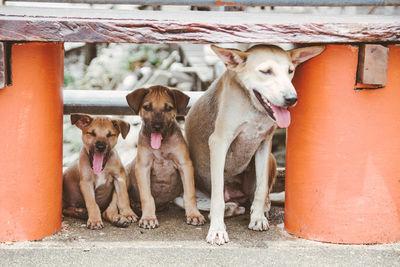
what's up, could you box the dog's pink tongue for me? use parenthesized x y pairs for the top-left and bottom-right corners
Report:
(151, 133), (163, 149)
(92, 153), (104, 175)
(270, 104), (291, 128)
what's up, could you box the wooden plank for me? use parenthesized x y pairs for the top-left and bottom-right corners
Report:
(357, 44), (389, 85)
(0, 7), (400, 43)
(0, 42), (10, 89)
(0, 42), (5, 89)
(6, 0), (400, 6)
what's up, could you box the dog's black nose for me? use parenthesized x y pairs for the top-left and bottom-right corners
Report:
(284, 96), (298, 106)
(95, 141), (106, 152)
(151, 123), (163, 132)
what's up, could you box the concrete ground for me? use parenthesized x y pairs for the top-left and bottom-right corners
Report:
(1, 205), (399, 266)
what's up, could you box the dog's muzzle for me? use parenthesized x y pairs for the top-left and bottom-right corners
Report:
(95, 141), (107, 153)
(253, 90), (292, 128)
(151, 123), (163, 133)
(284, 96), (298, 107)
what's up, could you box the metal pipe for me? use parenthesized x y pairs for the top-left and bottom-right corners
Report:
(63, 89), (204, 115)
(6, 0), (400, 6)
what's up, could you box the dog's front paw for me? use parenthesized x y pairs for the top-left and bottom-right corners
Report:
(206, 227), (229, 245)
(186, 212), (206, 226)
(87, 218), (104, 230)
(248, 215), (269, 231)
(121, 210), (139, 223)
(126, 213), (139, 223)
(139, 216), (159, 229)
(111, 215), (130, 228)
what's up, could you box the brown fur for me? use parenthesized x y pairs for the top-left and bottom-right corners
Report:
(126, 85), (205, 229)
(63, 114), (138, 229)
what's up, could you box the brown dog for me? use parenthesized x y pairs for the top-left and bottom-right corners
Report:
(125, 85), (205, 229)
(63, 114), (138, 229)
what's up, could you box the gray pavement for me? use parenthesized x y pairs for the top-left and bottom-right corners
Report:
(1, 206), (399, 266)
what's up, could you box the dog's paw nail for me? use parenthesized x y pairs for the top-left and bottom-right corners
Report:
(187, 214), (206, 226)
(206, 229), (229, 245)
(248, 216), (269, 231)
(87, 219), (104, 230)
(113, 216), (130, 228)
(199, 216), (206, 225)
(139, 217), (159, 229)
(127, 215), (138, 223)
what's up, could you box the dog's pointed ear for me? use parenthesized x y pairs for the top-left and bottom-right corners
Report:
(71, 113), (93, 130)
(211, 45), (248, 70)
(126, 88), (149, 114)
(290, 46), (325, 66)
(112, 119), (130, 139)
(169, 89), (190, 115)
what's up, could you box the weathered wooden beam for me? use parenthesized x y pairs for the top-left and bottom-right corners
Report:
(5, 0), (400, 6)
(0, 7), (399, 43)
(0, 42), (10, 89)
(0, 42), (6, 89)
(357, 44), (389, 85)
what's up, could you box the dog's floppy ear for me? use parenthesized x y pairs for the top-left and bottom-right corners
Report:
(290, 46), (325, 66)
(211, 45), (248, 70)
(126, 88), (149, 114)
(169, 89), (190, 115)
(112, 119), (130, 139)
(71, 113), (93, 130)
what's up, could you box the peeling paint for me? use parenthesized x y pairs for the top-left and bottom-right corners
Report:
(215, 0), (236, 6)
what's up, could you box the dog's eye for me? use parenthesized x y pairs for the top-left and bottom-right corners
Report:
(143, 104), (152, 111)
(164, 105), (172, 112)
(107, 133), (116, 138)
(87, 131), (96, 137)
(260, 69), (273, 75)
(288, 68), (294, 74)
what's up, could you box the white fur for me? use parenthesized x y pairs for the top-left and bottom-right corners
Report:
(95, 172), (107, 189)
(194, 45), (324, 245)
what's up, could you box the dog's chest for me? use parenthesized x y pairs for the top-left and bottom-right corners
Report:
(237, 118), (274, 143)
(95, 172), (112, 189)
(151, 149), (179, 174)
(149, 148), (182, 200)
(93, 172), (114, 210)
(225, 117), (275, 175)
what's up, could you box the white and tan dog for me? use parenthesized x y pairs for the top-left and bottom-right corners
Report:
(185, 44), (324, 245)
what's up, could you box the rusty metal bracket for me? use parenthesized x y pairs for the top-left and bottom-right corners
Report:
(356, 44), (389, 90)
(0, 42), (12, 89)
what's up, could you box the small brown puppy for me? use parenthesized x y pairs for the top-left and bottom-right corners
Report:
(63, 114), (138, 229)
(126, 85), (205, 229)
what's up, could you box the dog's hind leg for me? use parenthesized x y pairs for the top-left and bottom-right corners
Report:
(224, 202), (245, 217)
(63, 207), (88, 219)
(175, 191), (245, 218)
(265, 153), (277, 219)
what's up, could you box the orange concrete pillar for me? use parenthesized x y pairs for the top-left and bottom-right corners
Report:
(0, 43), (64, 241)
(285, 45), (400, 244)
